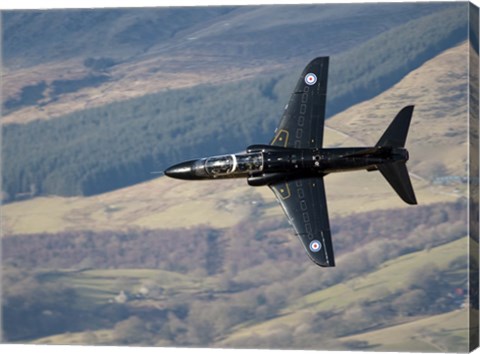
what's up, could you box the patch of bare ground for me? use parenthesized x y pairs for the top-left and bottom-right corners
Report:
(2, 56), (283, 125)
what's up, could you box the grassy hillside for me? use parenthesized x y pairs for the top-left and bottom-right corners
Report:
(0, 165), (454, 236)
(218, 237), (468, 346)
(4, 233), (470, 350)
(2, 7), (237, 68)
(2, 6), (469, 200)
(1, 43), (467, 235)
(3, 5), (468, 127)
(2, 3), (457, 69)
(328, 42), (469, 179)
(3, 4), (460, 125)
(325, 5), (469, 117)
(41, 268), (209, 305)
(30, 309), (471, 350)
(340, 309), (471, 352)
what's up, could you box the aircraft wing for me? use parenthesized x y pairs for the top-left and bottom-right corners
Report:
(270, 177), (335, 267)
(270, 57), (329, 149)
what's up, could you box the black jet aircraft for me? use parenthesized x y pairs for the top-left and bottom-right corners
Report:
(165, 57), (417, 267)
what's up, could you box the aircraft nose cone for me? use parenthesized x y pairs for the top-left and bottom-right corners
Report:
(164, 160), (201, 180)
(165, 161), (193, 179)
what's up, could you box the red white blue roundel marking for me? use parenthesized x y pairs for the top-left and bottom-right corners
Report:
(309, 240), (322, 252)
(304, 73), (317, 86)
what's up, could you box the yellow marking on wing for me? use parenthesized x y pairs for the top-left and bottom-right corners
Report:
(275, 182), (291, 200)
(272, 129), (289, 147)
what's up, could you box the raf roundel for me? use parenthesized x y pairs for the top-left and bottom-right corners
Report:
(304, 73), (317, 86)
(309, 240), (322, 253)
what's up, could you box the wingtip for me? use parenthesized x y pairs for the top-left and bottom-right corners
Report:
(405, 105), (415, 112)
(401, 192), (417, 205)
(314, 259), (335, 267)
(308, 56), (330, 66)
(407, 198), (418, 205)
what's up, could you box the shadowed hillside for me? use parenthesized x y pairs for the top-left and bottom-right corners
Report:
(2, 4), (466, 125)
(2, 3), (457, 69)
(1, 5), (469, 200)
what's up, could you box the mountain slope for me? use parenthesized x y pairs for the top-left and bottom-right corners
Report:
(217, 237), (469, 351)
(2, 7), (237, 69)
(1, 7), (474, 347)
(2, 3), (456, 69)
(2, 4), (470, 201)
(2, 4), (467, 125)
(1, 42), (468, 235)
(339, 309), (471, 352)
(328, 42), (469, 178)
(6, 233), (469, 349)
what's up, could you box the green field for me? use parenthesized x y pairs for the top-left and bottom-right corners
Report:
(340, 308), (472, 352)
(42, 268), (208, 305)
(291, 237), (467, 313)
(26, 236), (471, 349)
(219, 237), (469, 347)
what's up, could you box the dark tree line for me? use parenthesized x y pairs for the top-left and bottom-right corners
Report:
(2, 227), (225, 274)
(2, 200), (467, 274)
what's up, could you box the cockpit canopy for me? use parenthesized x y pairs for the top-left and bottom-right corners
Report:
(205, 155), (235, 175)
(205, 153), (263, 177)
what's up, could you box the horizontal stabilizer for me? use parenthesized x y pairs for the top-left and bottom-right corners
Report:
(378, 161), (417, 205)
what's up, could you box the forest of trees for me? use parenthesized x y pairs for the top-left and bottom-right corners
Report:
(1, 5), (468, 201)
(2, 201), (467, 272)
(2, 201), (471, 346)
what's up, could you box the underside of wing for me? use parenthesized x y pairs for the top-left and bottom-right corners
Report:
(270, 57), (329, 149)
(270, 177), (335, 267)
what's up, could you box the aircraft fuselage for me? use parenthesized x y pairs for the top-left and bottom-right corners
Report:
(163, 55), (416, 267)
(164, 144), (409, 186)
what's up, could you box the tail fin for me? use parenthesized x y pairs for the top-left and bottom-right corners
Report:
(378, 162), (417, 205)
(377, 105), (417, 205)
(376, 105), (414, 148)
